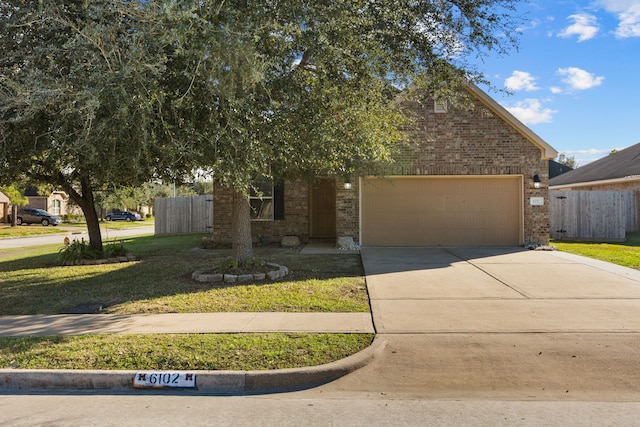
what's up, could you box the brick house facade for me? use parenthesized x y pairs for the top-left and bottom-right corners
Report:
(213, 84), (557, 247)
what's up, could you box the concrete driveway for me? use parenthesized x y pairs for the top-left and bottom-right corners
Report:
(363, 247), (640, 334)
(306, 247), (640, 401)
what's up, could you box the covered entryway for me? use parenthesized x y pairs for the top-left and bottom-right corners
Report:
(310, 178), (336, 239)
(360, 176), (523, 246)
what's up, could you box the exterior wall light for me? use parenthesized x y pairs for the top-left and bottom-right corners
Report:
(533, 174), (541, 189)
(344, 181), (352, 190)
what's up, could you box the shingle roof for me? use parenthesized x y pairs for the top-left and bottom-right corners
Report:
(549, 160), (573, 179)
(549, 142), (640, 186)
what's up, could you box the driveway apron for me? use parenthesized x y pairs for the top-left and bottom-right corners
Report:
(317, 247), (640, 400)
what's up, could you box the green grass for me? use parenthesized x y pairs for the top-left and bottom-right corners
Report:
(0, 333), (374, 370)
(0, 219), (152, 238)
(0, 234), (372, 370)
(0, 234), (369, 315)
(0, 225), (70, 237)
(552, 231), (640, 270)
(98, 218), (154, 230)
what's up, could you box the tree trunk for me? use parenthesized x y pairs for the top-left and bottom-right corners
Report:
(83, 201), (103, 255)
(10, 204), (17, 227)
(231, 188), (254, 264)
(63, 175), (103, 255)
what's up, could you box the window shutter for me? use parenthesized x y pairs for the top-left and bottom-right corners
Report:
(274, 182), (285, 220)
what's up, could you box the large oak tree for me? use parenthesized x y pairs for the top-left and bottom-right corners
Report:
(166, 0), (522, 262)
(1, 0), (522, 261)
(0, 0), (177, 252)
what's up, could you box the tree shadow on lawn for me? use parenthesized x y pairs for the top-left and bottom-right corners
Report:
(0, 243), (366, 315)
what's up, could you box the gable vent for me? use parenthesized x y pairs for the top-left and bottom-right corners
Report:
(434, 100), (448, 113)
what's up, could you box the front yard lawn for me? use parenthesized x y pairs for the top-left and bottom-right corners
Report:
(0, 234), (369, 315)
(0, 234), (372, 370)
(552, 231), (640, 270)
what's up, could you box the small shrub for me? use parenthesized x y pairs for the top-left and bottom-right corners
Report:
(213, 257), (268, 274)
(58, 238), (98, 265)
(200, 236), (229, 249)
(61, 214), (84, 223)
(104, 240), (128, 258)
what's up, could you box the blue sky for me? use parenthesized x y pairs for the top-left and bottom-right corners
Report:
(474, 0), (640, 166)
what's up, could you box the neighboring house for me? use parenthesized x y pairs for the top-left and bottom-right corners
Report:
(549, 143), (640, 192)
(23, 188), (71, 217)
(213, 84), (558, 247)
(549, 142), (640, 237)
(549, 160), (573, 179)
(0, 191), (9, 223)
(0, 189), (74, 223)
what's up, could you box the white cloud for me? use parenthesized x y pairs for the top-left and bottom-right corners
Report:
(561, 148), (623, 165)
(504, 71), (540, 92)
(563, 148), (615, 156)
(598, 0), (640, 38)
(516, 19), (541, 33)
(550, 86), (563, 94)
(505, 99), (556, 125)
(559, 14), (600, 41)
(557, 67), (605, 90)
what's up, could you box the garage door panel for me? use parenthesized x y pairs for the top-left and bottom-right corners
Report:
(362, 177), (522, 247)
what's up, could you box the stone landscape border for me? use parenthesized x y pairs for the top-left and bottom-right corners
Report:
(64, 255), (138, 266)
(192, 263), (289, 284)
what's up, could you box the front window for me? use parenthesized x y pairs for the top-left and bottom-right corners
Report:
(51, 199), (61, 216)
(250, 175), (274, 220)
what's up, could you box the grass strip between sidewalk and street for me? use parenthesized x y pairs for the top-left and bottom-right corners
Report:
(0, 333), (374, 370)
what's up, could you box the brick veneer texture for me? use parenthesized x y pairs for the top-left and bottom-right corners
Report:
(213, 95), (552, 246)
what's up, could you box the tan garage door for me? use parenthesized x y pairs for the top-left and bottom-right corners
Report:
(361, 176), (522, 246)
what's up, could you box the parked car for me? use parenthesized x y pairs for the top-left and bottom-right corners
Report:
(10, 208), (63, 226)
(104, 211), (142, 222)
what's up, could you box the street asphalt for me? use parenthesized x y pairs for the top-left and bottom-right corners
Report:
(2, 242), (640, 401)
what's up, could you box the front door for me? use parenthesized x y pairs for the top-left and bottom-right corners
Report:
(310, 179), (336, 239)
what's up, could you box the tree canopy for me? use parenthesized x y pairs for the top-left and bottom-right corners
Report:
(0, 0), (176, 251)
(556, 154), (577, 169)
(164, 0), (523, 261)
(1, 0), (523, 260)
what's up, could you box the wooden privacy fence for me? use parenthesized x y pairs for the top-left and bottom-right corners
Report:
(154, 195), (213, 235)
(549, 190), (638, 241)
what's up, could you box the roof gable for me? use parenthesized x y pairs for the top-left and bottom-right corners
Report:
(465, 84), (558, 160)
(549, 142), (640, 187)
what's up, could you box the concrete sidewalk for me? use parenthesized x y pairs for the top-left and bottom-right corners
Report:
(0, 312), (375, 336)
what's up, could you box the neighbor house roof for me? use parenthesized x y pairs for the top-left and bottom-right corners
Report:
(549, 142), (640, 188)
(549, 160), (573, 179)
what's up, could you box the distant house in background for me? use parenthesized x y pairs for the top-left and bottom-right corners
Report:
(0, 188), (74, 223)
(549, 142), (640, 240)
(0, 191), (9, 223)
(549, 143), (640, 192)
(23, 187), (70, 217)
(549, 159), (573, 179)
